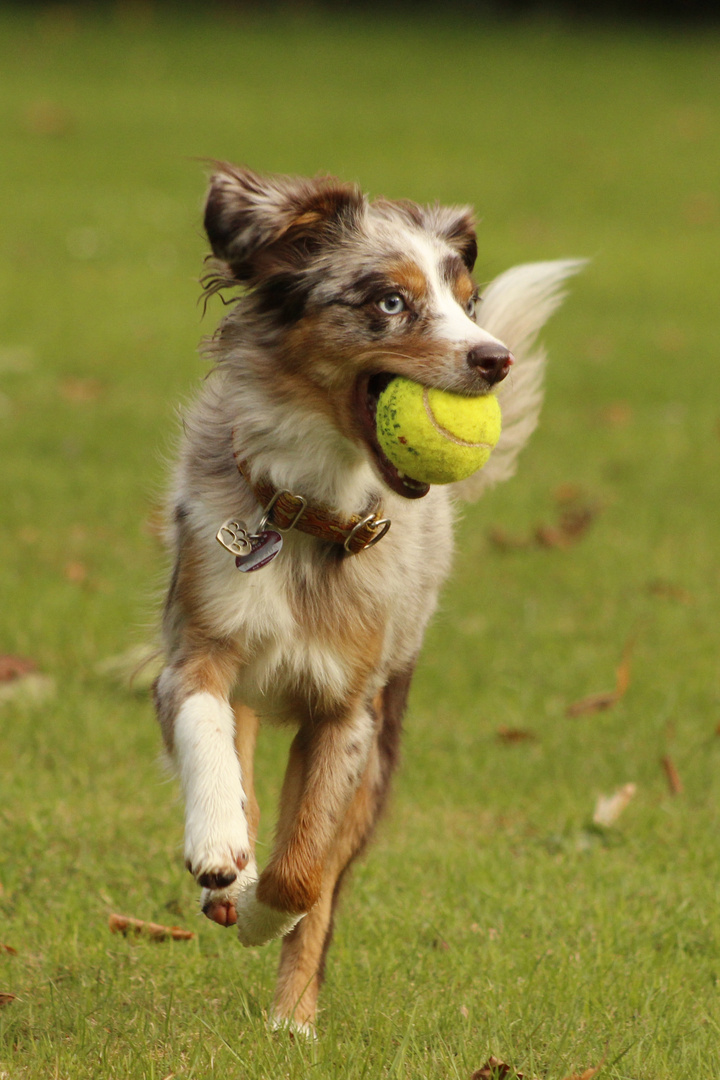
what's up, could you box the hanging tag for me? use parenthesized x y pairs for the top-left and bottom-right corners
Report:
(235, 530), (283, 572)
(216, 519), (253, 557)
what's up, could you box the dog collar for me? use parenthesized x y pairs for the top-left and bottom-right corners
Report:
(232, 452), (391, 556)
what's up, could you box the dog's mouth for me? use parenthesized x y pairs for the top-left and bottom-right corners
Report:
(353, 373), (430, 501)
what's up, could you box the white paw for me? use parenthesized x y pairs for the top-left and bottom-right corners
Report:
(184, 800), (252, 890)
(175, 692), (252, 889)
(235, 880), (305, 947)
(200, 858), (258, 913)
(269, 1012), (317, 1040)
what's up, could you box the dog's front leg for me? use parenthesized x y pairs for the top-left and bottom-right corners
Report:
(154, 646), (258, 923)
(233, 702), (376, 949)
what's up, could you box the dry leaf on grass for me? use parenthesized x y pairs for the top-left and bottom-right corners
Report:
(599, 401), (633, 427)
(562, 1065), (601, 1079)
(593, 782), (637, 827)
(64, 561), (88, 584)
(535, 506), (598, 549)
(59, 377), (104, 403)
(23, 100), (74, 136)
(647, 579), (694, 605)
(497, 726), (538, 744)
(0, 944), (17, 956)
(566, 637), (634, 718)
(109, 914), (194, 942)
(471, 1058), (535, 1080)
(489, 496), (599, 554)
(487, 526), (531, 551)
(661, 755), (683, 795)
(0, 992), (16, 1006)
(0, 655), (37, 681)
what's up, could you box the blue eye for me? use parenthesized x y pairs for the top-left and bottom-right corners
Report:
(378, 293), (406, 315)
(465, 296), (477, 318)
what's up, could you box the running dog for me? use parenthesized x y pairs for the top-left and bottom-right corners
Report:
(153, 163), (581, 1033)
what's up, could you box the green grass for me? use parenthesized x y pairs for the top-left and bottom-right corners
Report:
(1, 6), (720, 1078)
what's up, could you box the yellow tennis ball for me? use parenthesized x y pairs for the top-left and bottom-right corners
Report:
(376, 377), (502, 485)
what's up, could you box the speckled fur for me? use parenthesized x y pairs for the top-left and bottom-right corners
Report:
(154, 163), (582, 1033)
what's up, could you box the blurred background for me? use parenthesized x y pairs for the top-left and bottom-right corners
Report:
(1, 4), (719, 1078)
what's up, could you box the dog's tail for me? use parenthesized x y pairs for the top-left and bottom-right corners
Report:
(453, 258), (587, 501)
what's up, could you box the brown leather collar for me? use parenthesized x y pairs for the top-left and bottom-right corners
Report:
(233, 453), (391, 556)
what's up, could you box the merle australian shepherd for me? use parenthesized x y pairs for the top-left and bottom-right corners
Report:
(153, 163), (581, 1034)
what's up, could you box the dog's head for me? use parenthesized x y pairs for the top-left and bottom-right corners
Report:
(204, 164), (513, 500)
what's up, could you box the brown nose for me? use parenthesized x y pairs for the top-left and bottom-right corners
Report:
(467, 343), (513, 386)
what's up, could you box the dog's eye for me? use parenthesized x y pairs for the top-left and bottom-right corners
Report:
(465, 296), (477, 318)
(378, 293), (406, 315)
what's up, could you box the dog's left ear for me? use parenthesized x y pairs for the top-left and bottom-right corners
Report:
(425, 205), (478, 272)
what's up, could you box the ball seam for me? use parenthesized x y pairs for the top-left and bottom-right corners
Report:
(422, 388), (495, 449)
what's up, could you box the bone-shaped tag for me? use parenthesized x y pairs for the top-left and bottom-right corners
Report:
(216, 519), (253, 557)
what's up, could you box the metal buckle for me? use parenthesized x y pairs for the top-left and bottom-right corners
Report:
(343, 514), (391, 553)
(258, 489), (307, 533)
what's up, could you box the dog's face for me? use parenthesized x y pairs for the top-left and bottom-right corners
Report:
(205, 165), (512, 499)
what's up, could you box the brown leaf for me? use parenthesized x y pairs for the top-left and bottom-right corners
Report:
(562, 1065), (601, 1080)
(566, 637), (634, 718)
(553, 483), (585, 505)
(488, 526), (531, 551)
(108, 914), (194, 942)
(647, 580), (694, 605)
(471, 1058), (534, 1080)
(497, 726), (538, 744)
(661, 755), (683, 796)
(566, 691), (619, 718)
(0, 992), (16, 1006)
(59, 377), (103, 403)
(23, 100), (74, 136)
(0, 655), (36, 682)
(0, 944), (17, 956)
(536, 506), (597, 549)
(64, 561), (88, 584)
(599, 401), (633, 427)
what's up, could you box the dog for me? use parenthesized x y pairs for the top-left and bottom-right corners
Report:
(153, 163), (581, 1034)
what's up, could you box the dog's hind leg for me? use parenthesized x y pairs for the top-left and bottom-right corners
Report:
(269, 666), (412, 1035)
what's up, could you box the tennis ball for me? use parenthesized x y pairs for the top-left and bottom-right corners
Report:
(376, 377), (502, 485)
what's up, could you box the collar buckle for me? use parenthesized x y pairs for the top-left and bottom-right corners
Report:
(343, 514), (392, 553)
(259, 489), (307, 533)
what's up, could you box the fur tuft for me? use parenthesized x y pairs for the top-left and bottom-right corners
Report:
(453, 259), (587, 499)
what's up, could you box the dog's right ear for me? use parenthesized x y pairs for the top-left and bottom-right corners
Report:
(204, 163), (364, 282)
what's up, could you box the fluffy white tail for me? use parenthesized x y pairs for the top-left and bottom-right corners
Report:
(453, 258), (586, 501)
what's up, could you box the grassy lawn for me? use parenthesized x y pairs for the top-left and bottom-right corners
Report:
(1, 6), (719, 1078)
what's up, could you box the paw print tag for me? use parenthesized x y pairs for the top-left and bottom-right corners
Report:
(216, 519), (253, 557)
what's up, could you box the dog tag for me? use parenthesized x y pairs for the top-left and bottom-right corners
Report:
(235, 530), (283, 572)
(216, 519), (253, 557)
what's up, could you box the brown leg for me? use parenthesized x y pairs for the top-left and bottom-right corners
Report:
(271, 667), (413, 1033)
(234, 703), (260, 846)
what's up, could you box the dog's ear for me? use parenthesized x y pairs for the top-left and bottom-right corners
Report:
(204, 164), (365, 282)
(425, 204), (478, 272)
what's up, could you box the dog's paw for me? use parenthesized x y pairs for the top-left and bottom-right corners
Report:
(234, 880), (305, 947)
(201, 859), (258, 927)
(269, 1012), (317, 1040)
(184, 815), (252, 890)
(187, 851), (249, 891)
